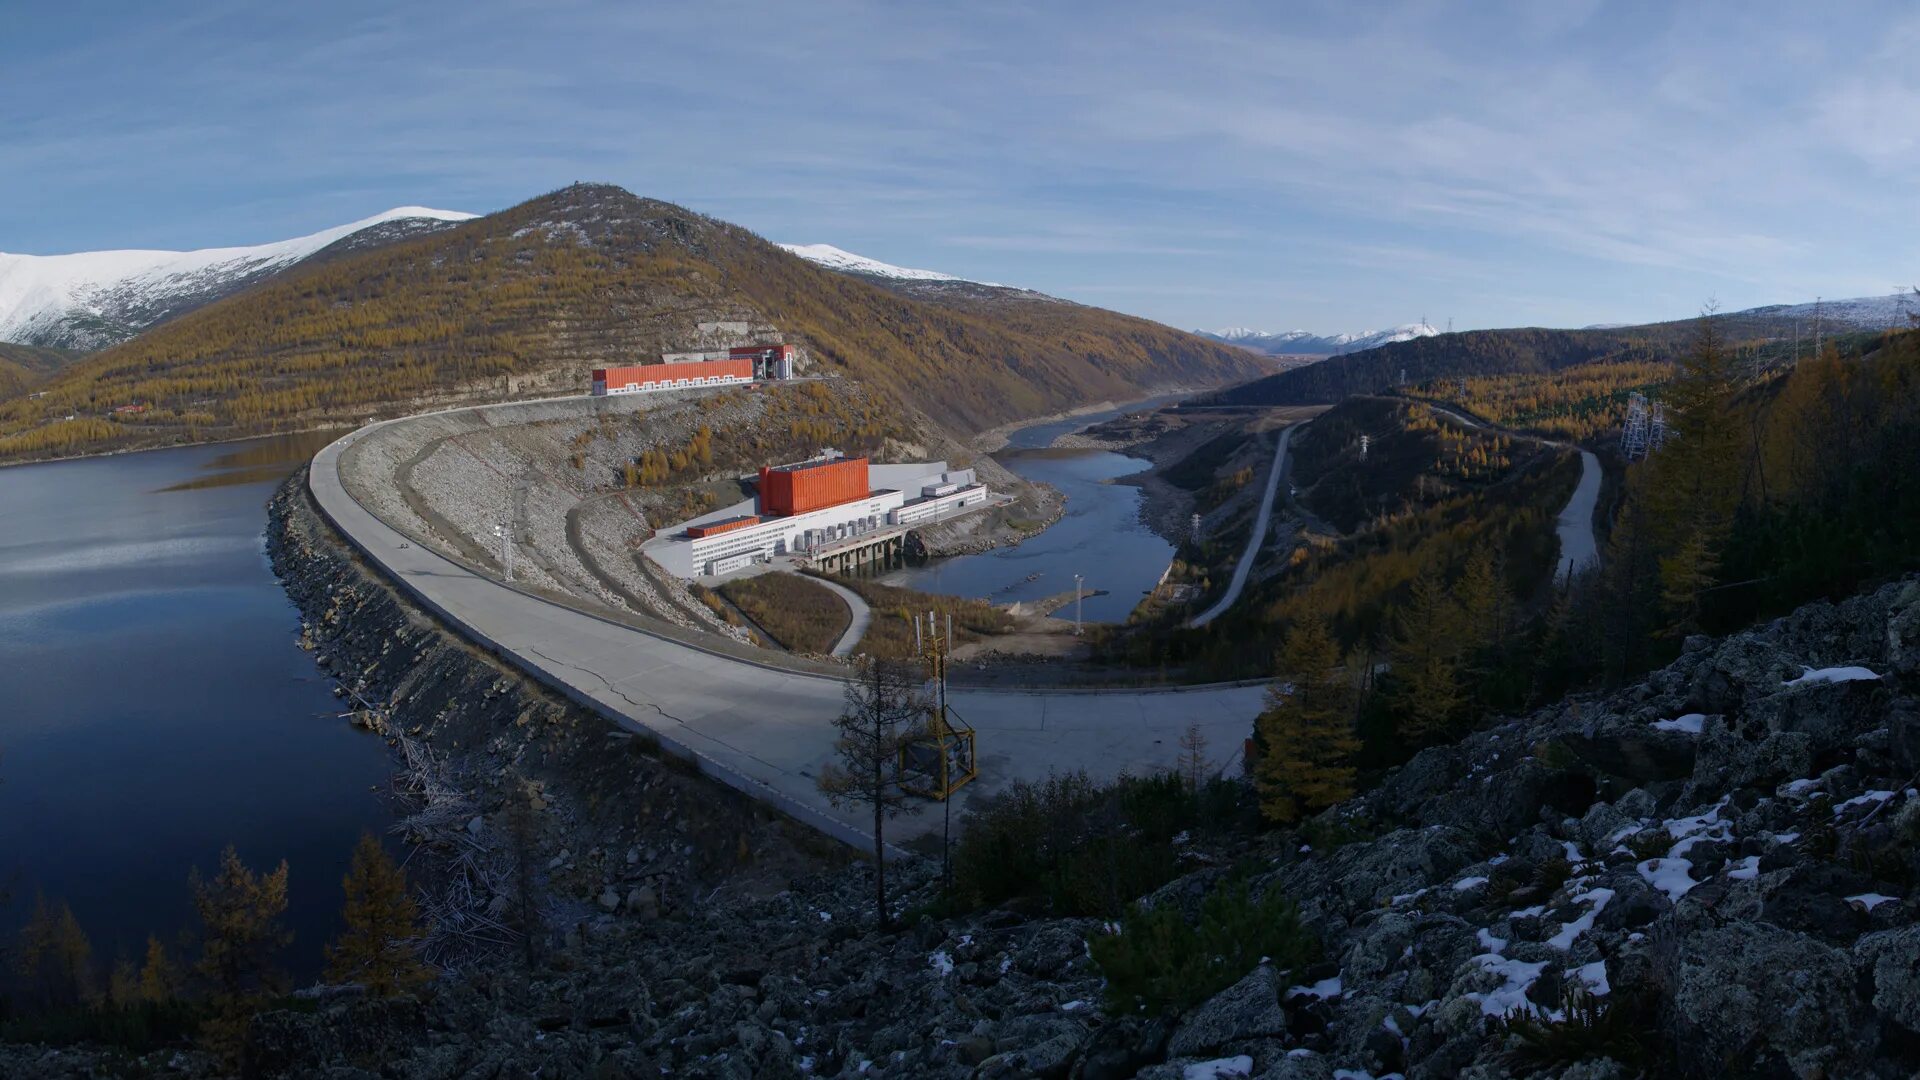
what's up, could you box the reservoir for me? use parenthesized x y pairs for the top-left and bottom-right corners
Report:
(884, 397), (1182, 622)
(0, 435), (394, 980)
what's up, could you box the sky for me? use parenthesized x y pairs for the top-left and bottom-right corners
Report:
(2, 0), (1916, 333)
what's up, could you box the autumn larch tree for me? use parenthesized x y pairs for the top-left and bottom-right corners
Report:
(325, 833), (432, 997)
(818, 655), (927, 927)
(190, 845), (291, 1056)
(1254, 614), (1359, 824)
(14, 893), (94, 1009)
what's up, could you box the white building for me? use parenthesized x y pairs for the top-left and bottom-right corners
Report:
(642, 462), (992, 578)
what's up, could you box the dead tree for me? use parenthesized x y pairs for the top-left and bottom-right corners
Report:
(818, 656), (927, 928)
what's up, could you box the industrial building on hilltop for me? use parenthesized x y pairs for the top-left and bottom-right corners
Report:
(643, 451), (994, 578)
(591, 343), (795, 396)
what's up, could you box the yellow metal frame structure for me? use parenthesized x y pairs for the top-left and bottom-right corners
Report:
(900, 613), (978, 800)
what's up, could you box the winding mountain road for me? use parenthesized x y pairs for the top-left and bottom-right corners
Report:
(1188, 423), (1304, 629)
(1400, 398), (1602, 581)
(308, 405), (1266, 851)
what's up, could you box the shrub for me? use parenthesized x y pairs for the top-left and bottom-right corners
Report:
(1092, 882), (1317, 1016)
(1494, 986), (1657, 1072)
(950, 770), (1247, 917)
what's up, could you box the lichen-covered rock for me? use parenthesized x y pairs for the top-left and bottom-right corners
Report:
(1167, 965), (1290, 1057)
(1668, 923), (1857, 1077)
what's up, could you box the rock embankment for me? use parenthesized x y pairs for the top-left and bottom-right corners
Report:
(269, 472), (838, 918)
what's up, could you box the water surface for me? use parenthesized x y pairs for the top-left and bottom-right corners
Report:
(0, 433), (393, 980)
(884, 397), (1185, 622)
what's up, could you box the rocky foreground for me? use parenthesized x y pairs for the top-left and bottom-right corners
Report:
(8, 554), (1919, 1076)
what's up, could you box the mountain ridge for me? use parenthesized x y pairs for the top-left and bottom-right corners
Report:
(1195, 323), (1441, 355)
(0, 207), (477, 351)
(0, 184), (1264, 461)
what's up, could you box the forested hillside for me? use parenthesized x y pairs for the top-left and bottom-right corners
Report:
(0, 342), (78, 398)
(1208, 305), (1892, 410)
(0, 184), (1263, 462)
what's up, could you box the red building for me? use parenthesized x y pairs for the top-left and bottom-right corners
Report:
(758, 457), (870, 516)
(592, 357), (753, 395)
(684, 515), (760, 539)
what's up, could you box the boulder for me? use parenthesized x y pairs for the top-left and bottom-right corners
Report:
(1856, 926), (1920, 1034)
(1668, 923), (1857, 1077)
(1167, 965), (1290, 1058)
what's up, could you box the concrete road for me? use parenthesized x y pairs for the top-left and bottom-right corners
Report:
(802, 574), (873, 658)
(1189, 423), (1303, 629)
(310, 415), (1266, 851)
(1395, 397), (1602, 582)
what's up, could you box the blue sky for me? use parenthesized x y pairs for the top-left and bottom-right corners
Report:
(3, 0), (1915, 332)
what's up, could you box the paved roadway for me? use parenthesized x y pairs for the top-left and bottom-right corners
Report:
(310, 411), (1266, 851)
(1188, 423), (1304, 629)
(801, 573), (873, 659)
(1401, 398), (1602, 582)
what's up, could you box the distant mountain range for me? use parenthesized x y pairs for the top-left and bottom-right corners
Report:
(1195, 323), (1442, 356)
(0, 208), (476, 351)
(1208, 290), (1920, 407)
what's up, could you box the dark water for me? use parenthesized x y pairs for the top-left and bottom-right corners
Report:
(0, 433), (393, 981)
(884, 397), (1184, 622)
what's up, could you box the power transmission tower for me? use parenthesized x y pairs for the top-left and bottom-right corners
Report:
(1359, 433), (1370, 460)
(1621, 392), (1651, 460)
(1073, 575), (1084, 636)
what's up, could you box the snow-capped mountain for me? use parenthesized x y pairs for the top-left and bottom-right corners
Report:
(777, 243), (1008, 289)
(0, 207), (476, 351)
(1196, 321), (1441, 356)
(1731, 292), (1917, 332)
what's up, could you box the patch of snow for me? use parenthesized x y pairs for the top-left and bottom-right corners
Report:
(1848, 893), (1899, 911)
(1476, 928), (1508, 954)
(1574, 960), (1611, 996)
(1487, 853), (1509, 866)
(1389, 888), (1429, 906)
(1784, 665), (1881, 687)
(777, 243), (1003, 287)
(1184, 1055), (1254, 1079)
(1287, 975), (1344, 1000)
(1453, 876), (1489, 892)
(1547, 887), (1614, 950)
(1834, 790), (1897, 816)
(929, 950), (953, 977)
(1562, 840), (1585, 863)
(1060, 999), (1087, 1011)
(1509, 904), (1549, 919)
(1772, 831), (1801, 844)
(1466, 953), (1551, 1017)
(1638, 857), (1698, 901)
(1782, 779), (1821, 797)
(1727, 855), (1763, 880)
(816, 911), (832, 922)
(1652, 713), (1706, 734)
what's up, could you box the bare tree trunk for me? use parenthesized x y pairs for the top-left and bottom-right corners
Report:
(873, 800), (887, 929)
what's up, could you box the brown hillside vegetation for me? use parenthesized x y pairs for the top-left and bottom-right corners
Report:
(0, 342), (78, 398)
(0, 184), (1262, 462)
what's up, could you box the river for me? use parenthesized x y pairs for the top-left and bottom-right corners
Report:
(882, 396), (1184, 622)
(0, 434), (395, 981)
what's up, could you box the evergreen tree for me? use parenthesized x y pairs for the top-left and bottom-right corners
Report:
(1254, 615), (1358, 824)
(1643, 308), (1743, 631)
(325, 833), (432, 997)
(1389, 567), (1467, 742)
